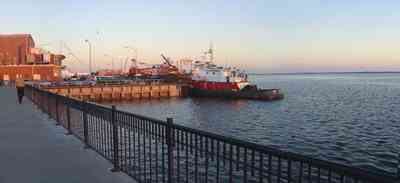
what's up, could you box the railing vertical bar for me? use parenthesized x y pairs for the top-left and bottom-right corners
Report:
(83, 102), (89, 149)
(154, 122), (159, 182)
(268, 154), (272, 183)
(190, 132), (193, 155)
(177, 129), (181, 183)
(162, 121), (166, 183)
(318, 167), (321, 183)
(211, 139), (215, 161)
(299, 161), (303, 183)
(223, 143), (226, 167)
(167, 118), (174, 183)
(127, 115), (132, 175)
(251, 149), (255, 176)
(185, 131), (189, 183)
(142, 119), (146, 181)
(328, 168), (332, 183)
(205, 137), (209, 183)
(108, 110), (113, 160)
(278, 156), (281, 183)
(308, 164), (312, 182)
(134, 117), (138, 179)
(229, 144), (233, 183)
(259, 152), (264, 183)
(216, 141), (220, 183)
(104, 110), (108, 158)
(149, 121), (153, 182)
(123, 115), (128, 172)
(288, 159), (292, 183)
(236, 146), (240, 171)
(195, 134), (199, 183)
(243, 147), (248, 183)
(110, 105), (120, 172)
(150, 120), (154, 181)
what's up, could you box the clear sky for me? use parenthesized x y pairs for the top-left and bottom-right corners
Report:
(1, 0), (400, 73)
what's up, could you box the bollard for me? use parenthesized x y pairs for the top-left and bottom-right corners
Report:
(65, 100), (72, 135)
(167, 118), (174, 183)
(110, 105), (120, 172)
(83, 101), (90, 149)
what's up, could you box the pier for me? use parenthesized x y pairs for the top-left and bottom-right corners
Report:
(0, 86), (134, 183)
(41, 82), (187, 102)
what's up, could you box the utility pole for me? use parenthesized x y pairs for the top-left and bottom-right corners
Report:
(85, 39), (92, 74)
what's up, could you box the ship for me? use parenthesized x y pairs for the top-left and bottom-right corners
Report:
(187, 46), (284, 101)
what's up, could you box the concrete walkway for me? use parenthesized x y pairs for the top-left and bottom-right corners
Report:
(0, 87), (135, 183)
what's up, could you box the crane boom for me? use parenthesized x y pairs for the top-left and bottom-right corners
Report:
(161, 54), (173, 67)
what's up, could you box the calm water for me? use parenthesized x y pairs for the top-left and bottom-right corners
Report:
(110, 73), (400, 174)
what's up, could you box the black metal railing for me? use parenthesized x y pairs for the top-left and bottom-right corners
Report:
(25, 85), (399, 183)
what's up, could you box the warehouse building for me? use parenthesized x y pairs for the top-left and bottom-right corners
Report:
(0, 34), (65, 82)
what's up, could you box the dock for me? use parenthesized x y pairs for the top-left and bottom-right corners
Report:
(0, 86), (135, 183)
(42, 82), (188, 102)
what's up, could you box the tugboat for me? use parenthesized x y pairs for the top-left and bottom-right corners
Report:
(188, 46), (284, 101)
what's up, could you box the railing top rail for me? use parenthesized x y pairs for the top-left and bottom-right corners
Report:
(115, 109), (167, 125)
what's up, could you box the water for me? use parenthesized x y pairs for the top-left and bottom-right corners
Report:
(109, 73), (400, 174)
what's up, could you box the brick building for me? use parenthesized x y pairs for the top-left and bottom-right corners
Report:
(0, 34), (35, 65)
(0, 65), (62, 81)
(0, 34), (65, 82)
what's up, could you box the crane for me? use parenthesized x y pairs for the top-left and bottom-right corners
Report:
(160, 54), (174, 67)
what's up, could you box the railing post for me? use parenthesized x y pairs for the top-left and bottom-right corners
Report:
(397, 150), (399, 180)
(110, 105), (120, 172)
(83, 101), (90, 149)
(55, 96), (60, 125)
(65, 100), (72, 135)
(167, 118), (174, 183)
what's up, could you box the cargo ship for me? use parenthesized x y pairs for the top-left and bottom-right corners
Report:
(188, 46), (284, 101)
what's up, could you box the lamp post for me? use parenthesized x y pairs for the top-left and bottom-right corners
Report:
(104, 54), (115, 71)
(85, 39), (92, 74)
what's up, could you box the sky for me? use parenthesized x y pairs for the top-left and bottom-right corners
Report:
(1, 0), (400, 73)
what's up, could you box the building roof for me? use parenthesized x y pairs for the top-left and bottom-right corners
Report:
(0, 34), (32, 38)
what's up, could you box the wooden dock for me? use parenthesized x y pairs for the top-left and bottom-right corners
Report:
(42, 83), (187, 102)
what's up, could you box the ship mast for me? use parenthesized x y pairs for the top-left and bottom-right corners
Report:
(208, 42), (214, 63)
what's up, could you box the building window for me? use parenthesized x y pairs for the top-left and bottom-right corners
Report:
(33, 74), (41, 80)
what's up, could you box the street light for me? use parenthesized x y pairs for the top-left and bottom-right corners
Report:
(104, 54), (115, 71)
(85, 39), (92, 74)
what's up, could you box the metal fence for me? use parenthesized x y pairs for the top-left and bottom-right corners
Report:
(25, 85), (399, 183)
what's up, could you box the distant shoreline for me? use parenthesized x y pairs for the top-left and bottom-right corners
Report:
(249, 71), (400, 75)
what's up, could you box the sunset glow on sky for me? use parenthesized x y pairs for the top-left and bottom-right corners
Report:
(2, 0), (400, 73)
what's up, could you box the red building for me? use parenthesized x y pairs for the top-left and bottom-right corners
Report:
(0, 34), (65, 82)
(0, 34), (35, 65)
(0, 65), (62, 81)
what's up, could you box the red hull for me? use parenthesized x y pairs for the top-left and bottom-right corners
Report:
(192, 81), (240, 91)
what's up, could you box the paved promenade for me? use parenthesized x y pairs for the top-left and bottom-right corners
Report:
(0, 87), (134, 183)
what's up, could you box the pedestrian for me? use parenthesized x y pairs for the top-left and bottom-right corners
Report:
(16, 77), (25, 104)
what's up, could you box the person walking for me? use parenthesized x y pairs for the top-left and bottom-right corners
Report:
(16, 77), (25, 104)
